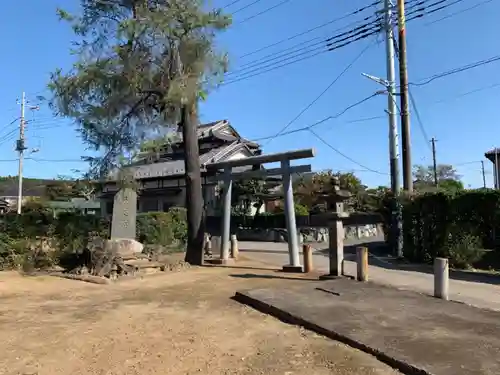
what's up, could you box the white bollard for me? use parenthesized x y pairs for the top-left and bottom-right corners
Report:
(212, 236), (222, 259)
(356, 246), (368, 282)
(230, 234), (239, 260)
(434, 257), (449, 300)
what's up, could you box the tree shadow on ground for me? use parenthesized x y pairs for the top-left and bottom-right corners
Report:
(317, 241), (500, 286)
(202, 264), (278, 272)
(229, 273), (319, 282)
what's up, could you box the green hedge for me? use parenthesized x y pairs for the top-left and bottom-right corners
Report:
(401, 190), (500, 268)
(137, 209), (187, 246)
(0, 208), (187, 270)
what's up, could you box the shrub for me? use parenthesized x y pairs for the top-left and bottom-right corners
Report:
(444, 231), (484, 269)
(294, 203), (310, 216)
(137, 209), (187, 247)
(168, 207), (187, 244)
(400, 189), (500, 267)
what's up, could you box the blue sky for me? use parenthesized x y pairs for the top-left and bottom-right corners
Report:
(0, 0), (498, 188)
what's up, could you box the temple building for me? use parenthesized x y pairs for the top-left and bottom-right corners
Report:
(99, 120), (262, 216)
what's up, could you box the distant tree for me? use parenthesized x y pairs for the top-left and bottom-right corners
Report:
(45, 176), (75, 201)
(296, 170), (366, 211)
(73, 179), (97, 200)
(413, 164), (464, 193)
(45, 175), (97, 201)
(231, 178), (271, 215)
(356, 185), (391, 212)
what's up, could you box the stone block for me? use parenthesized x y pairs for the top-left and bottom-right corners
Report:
(105, 238), (144, 260)
(111, 188), (137, 239)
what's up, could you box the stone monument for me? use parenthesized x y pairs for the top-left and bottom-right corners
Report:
(110, 187), (143, 258)
(111, 188), (137, 239)
(319, 176), (351, 279)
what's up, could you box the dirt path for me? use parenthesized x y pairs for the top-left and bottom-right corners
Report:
(0, 266), (400, 375)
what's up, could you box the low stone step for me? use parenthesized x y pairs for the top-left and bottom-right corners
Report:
(124, 259), (163, 269)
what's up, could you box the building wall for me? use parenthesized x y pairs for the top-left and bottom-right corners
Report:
(101, 148), (264, 216)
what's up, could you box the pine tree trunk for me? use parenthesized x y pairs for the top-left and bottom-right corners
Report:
(181, 102), (205, 265)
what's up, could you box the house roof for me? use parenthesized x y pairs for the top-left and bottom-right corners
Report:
(48, 198), (101, 210)
(111, 120), (262, 181)
(0, 181), (46, 197)
(485, 148), (500, 163)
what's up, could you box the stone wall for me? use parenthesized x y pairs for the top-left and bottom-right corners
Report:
(234, 224), (382, 244)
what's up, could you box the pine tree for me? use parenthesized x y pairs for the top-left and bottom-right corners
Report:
(48, 0), (231, 264)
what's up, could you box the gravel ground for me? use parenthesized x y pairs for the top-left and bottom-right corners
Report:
(0, 265), (401, 375)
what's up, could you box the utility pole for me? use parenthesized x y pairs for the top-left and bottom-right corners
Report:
(494, 149), (499, 189)
(15, 92), (39, 214)
(431, 137), (438, 186)
(481, 160), (486, 188)
(16, 92), (27, 214)
(384, 0), (402, 258)
(396, 0), (413, 193)
(384, 0), (400, 196)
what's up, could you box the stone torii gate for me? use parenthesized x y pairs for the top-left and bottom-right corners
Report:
(206, 148), (315, 272)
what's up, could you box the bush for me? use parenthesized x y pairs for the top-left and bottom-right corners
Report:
(445, 231), (484, 269)
(294, 203), (310, 216)
(137, 209), (187, 247)
(401, 189), (500, 267)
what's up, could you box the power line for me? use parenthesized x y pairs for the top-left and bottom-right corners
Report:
(0, 157), (86, 163)
(410, 54), (500, 86)
(251, 92), (380, 142)
(346, 115), (386, 123)
(237, 0), (380, 59)
(226, 17), (382, 79)
(408, 89), (432, 149)
(425, 0), (495, 25)
(406, 0), (468, 21)
(222, 28), (381, 86)
(392, 35), (432, 150)
(222, 0), (247, 9)
(236, 0), (295, 24)
(222, 0), (463, 86)
(308, 128), (388, 175)
(262, 38), (377, 146)
(231, 0), (265, 14)
(345, 80), (500, 123)
(430, 82), (500, 105)
(234, 0), (456, 62)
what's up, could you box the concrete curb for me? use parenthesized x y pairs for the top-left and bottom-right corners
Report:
(233, 291), (432, 375)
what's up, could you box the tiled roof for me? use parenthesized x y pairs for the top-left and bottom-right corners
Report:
(485, 148), (500, 155)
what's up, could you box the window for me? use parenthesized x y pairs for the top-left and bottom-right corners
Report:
(105, 201), (113, 215)
(141, 199), (159, 212)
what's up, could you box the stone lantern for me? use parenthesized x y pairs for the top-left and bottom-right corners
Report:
(319, 176), (351, 279)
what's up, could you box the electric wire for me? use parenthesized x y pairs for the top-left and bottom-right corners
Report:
(430, 82), (500, 105)
(408, 89), (432, 149)
(222, 0), (247, 9)
(392, 36), (432, 150)
(406, 0), (468, 21)
(236, 0), (295, 24)
(308, 128), (388, 175)
(228, 15), (382, 76)
(237, 0), (380, 59)
(251, 93), (380, 142)
(262, 38), (377, 146)
(231, 0), (265, 14)
(425, 0), (495, 25)
(222, 28), (381, 86)
(223, 0), (467, 86)
(410, 54), (500, 86)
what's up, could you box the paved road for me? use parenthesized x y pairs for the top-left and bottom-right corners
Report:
(237, 239), (500, 311)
